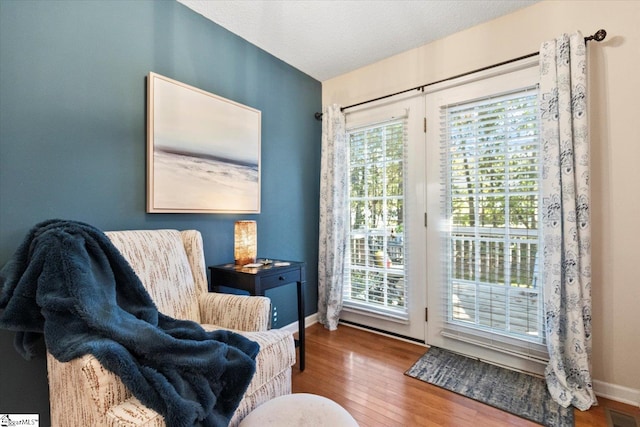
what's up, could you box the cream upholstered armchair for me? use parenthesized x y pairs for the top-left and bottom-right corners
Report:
(46, 229), (296, 426)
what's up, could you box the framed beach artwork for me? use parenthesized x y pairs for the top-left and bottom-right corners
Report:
(146, 72), (261, 213)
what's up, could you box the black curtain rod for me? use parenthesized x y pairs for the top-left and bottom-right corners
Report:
(314, 29), (607, 121)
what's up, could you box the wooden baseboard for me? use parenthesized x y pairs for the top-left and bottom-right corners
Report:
(279, 313), (318, 334)
(594, 379), (640, 408)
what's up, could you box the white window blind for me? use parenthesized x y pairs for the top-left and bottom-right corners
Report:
(440, 86), (547, 361)
(343, 117), (409, 321)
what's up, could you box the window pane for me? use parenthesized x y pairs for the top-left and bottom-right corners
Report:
(350, 166), (365, 198)
(386, 199), (403, 228)
(349, 269), (367, 301)
(444, 87), (543, 344)
(365, 128), (384, 163)
(350, 237), (367, 267)
(344, 119), (408, 318)
(366, 199), (384, 229)
(451, 237), (475, 281)
(478, 285), (506, 329)
(349, 135), (365, 164)
(350, 200), (365, 229)
(452, 282), (476, 323)
(367, 164), (384, 197)
(386, 161), (403, 196)
(508, 289), (540, 337)
(478, 238), (506, 285)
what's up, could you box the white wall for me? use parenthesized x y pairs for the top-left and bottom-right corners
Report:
(323, 0), (640, 405)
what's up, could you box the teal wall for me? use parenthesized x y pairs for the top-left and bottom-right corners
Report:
(0, 0), (321, 422)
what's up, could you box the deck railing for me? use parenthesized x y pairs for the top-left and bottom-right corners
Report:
(449, 226), (541, 339)
(344, 233), (406, 311)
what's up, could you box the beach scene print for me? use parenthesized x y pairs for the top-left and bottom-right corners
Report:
(149, 74), (260, 212)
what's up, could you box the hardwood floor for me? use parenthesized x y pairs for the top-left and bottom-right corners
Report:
(292, 323), (640, 427)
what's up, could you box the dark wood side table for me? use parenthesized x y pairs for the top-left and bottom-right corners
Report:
(208, 261), (306, 371)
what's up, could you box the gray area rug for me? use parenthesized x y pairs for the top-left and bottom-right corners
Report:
(405, 346), (574, 427)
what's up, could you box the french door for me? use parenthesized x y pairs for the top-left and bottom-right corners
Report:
(340, 95), (427, 342)
(425, 59), (547, 374)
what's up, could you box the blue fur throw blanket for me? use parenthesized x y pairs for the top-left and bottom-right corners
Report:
(0, 220), (259, 427)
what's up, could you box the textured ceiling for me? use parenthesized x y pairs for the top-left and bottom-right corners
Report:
(177, 0), (539, 82)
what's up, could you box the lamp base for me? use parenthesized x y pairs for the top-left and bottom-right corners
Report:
(235, 257), (256, 266)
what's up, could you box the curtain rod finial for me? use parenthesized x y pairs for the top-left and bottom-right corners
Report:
(585, 29), (607, 42)
(594, 29), (607, 42)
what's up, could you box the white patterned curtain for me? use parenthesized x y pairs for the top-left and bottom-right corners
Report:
(317, 104), (348, 330)
(539, 32), (597, 410)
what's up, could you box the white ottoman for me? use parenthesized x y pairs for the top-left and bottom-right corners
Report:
(238, 393), (359, 427)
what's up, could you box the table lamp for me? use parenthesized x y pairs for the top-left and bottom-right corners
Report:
(234, 220), (257, 265)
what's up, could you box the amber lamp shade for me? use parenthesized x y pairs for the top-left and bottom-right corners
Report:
(234, 220), (257, 265)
